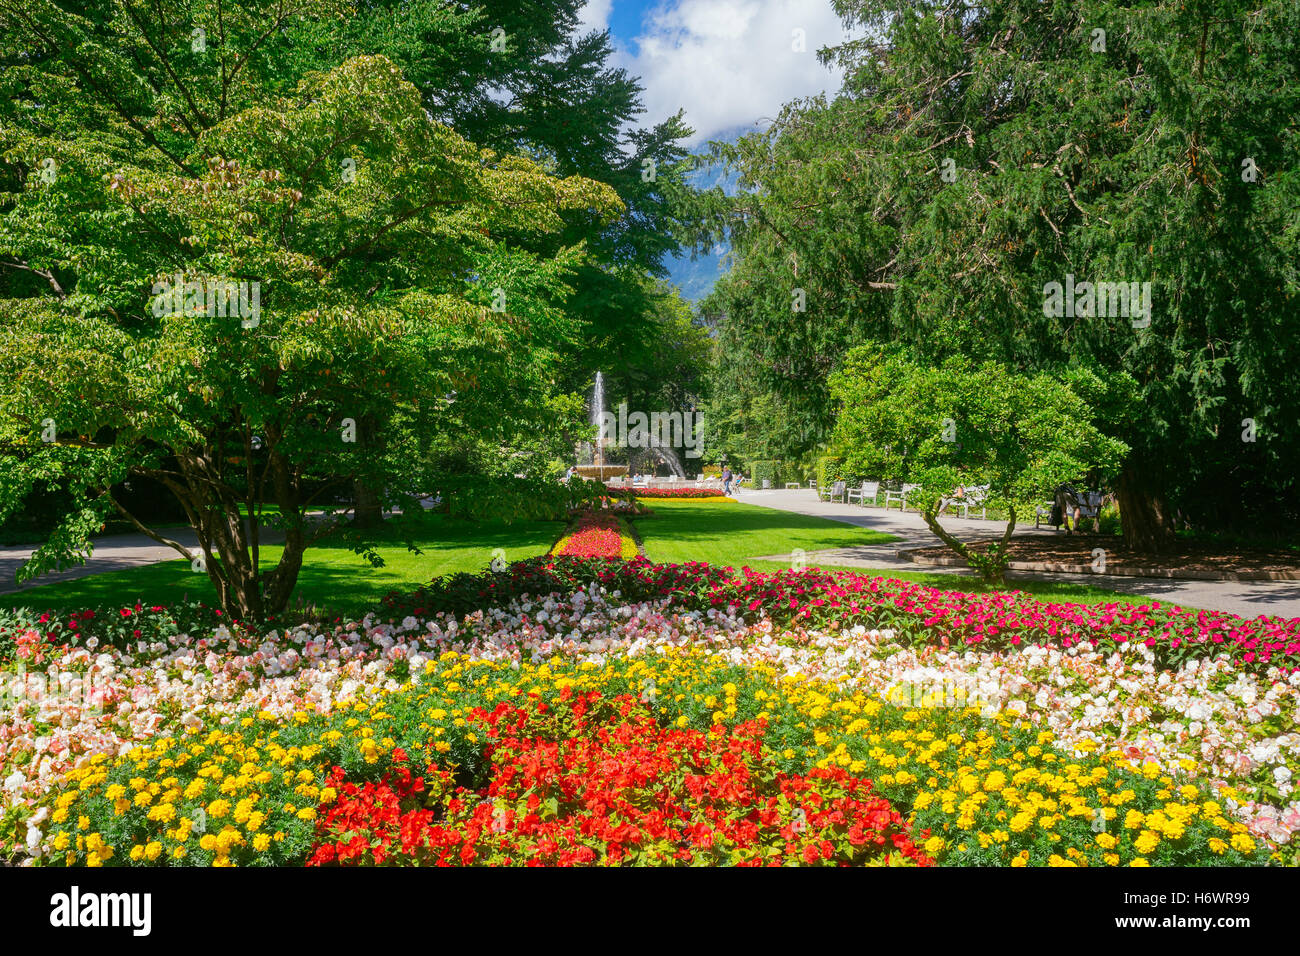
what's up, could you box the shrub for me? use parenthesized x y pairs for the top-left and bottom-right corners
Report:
(816, 456), (843, 491)
(748, 460), (786, 488)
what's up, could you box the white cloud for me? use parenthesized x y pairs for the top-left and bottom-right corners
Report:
(576, 0), (613, 35)
(619, 0), (853, 145)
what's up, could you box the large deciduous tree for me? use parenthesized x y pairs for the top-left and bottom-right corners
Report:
(0, 44), (620, 619)
(828, 347), (1128, 584)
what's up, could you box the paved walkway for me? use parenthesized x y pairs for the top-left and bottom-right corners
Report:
(736, 488), (1300, 619)
(0, 506), (417, 597)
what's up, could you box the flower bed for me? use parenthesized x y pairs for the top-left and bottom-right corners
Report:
(628, 488), (730, 499)
(29, 650), (1273, 867)
(386, 558), (1300, 675)
(551, 513), (638, 560)
(4, 557), (1296, 866)
(308, 689), (929, 866)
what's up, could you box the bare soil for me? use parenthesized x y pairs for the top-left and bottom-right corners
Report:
(908, 534), (1300, 575)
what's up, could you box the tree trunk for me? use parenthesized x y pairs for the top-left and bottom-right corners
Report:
(351, 412), (384, 528)
(1116, 465), (1176, 553)
(353, 479), (383, 528)
(921, 504), (1015, 586)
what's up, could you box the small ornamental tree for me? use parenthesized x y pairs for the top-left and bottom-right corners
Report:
(0, 55), (621, 620)
(828, 347), (1128, 585)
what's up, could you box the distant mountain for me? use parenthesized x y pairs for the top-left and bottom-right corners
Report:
(666, 245), (729, 303)
(666, 132), (747, 304)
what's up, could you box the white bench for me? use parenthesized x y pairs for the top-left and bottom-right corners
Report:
(847, 481), (880, 506)
(784, 482), (801, 489)
(942, 484), (989, 520)
(884, 483), (919, 511)
(823, 479), (847, 503)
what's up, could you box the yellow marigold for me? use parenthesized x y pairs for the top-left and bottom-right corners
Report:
(1134, 830), (1160, 855)
(147, 803), (176, 824)
(1230, 833), (1255, 854)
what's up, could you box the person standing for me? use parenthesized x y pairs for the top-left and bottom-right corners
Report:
(722, 466), (733, 495)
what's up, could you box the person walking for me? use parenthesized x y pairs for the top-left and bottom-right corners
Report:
(722, 466), (733, 496)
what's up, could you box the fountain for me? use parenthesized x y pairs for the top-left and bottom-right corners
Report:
(592, 371), (606, 466)
(573, 372), (628, 482)
(627, 429), (687, 478)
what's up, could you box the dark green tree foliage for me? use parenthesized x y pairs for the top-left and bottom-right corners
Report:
(0, 0), (704, 427)
(0, 3), (626, 618)
(697, 0), (1300, 548)
(313, 1), (701, 395)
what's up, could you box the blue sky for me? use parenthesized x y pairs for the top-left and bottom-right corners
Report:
(575, 0), (854, 146)
(603, 1), (650, 45)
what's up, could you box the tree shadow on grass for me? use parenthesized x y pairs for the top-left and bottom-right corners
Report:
(0, 517), (566, 617)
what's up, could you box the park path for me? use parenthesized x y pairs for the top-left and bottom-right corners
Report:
(0, 527), (204, 596)
(0, 505), (428, 598)
(0, 524), (295, 597)
(737, 488), (1300, 619)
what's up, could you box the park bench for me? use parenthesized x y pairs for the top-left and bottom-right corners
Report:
(942, 484), (989, 520)
(884, 483), (919, 511)
(822, 480), (847, 503)
(847, 481), (880, 506)
(1036, 488), (1103, 530)
(785, 482), (801, 489)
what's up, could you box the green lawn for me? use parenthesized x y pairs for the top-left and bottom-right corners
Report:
(632, 497), (896, 565)
(635, 499), (1186, 609)
(0, 515), (565, 618)
(3, 497), (1194, 617)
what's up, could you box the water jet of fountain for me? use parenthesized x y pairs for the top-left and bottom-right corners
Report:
(591, 371), (605, 466)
